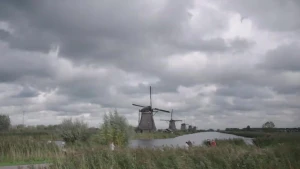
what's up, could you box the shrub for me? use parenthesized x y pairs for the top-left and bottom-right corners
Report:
(93, 110), (134, 146)
(58, 118), (90, 144)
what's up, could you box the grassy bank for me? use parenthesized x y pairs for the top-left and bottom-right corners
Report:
(220, 131), (267, 138)
(221, 131), (300, 147)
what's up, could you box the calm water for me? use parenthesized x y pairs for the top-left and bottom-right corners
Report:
(129, 132), (253, 148)
(53, 132), (253, 148)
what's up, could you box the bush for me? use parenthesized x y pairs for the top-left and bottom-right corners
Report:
(58, 118), (90, 144)
(93, 110), (134, 146)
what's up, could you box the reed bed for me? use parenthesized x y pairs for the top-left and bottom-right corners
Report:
(1, 133), (300, 169)
(0, 136), (61, 163)
(50, 142), (300, 169)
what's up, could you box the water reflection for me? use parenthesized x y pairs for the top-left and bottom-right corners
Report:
(129, 132), (253, 148)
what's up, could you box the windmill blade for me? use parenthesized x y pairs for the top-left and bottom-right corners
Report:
(154, 108), (170, 113)
(132, 104), (146, 108)
(174, 120), (183, 121)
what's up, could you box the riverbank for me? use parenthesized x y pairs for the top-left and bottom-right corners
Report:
(220, 131), (267, 138)
(1, 132), (300, 168)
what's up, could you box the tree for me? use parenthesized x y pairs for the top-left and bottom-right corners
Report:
(95, 110), (134, 146)
(58, 118), (90, 143)
(246, 125), (251, 131)
(262, 121), (275, 132)
(0, 114), (11, 131)
(262, 121), (275, 128)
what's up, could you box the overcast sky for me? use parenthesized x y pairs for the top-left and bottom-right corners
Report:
(0, 0), (299, 130)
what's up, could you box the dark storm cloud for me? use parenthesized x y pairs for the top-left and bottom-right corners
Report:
(11, 86), (39, 98)
(0, 0), (190, 55)
(228, 38), (255, 53)
(0, 29), (10, 40)
(258, 43), (300, 72)
(210, 95), (261, 113)
(0, 46), (55, 82)
(0, 0), (250, 72)
(216, 84), (273, 99)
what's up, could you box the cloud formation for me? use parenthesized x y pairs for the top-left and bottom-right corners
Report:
(0, 0), (299, 129)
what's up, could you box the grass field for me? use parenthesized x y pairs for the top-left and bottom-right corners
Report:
(1, 131), (300, 169)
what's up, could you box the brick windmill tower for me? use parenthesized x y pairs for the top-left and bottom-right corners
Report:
(180, 116), (188, 131)
(181, 123), (188, 131)
(132, 86), (170, 133)
(188, 125), (193, 132)
(160, 109), (182, 131)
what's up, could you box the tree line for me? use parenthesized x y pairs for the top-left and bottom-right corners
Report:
(0, 111), (134, 146)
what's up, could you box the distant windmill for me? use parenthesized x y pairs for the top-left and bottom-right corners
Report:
(188, 125), (193, 132)
(160, 109), (182, 131)
(181, 123), (188, 131)
(132, 86), (170, 132)
(192, 126), (197, 132)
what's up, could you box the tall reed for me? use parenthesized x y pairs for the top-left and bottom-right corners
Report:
(0, 136), (61, 163)
(50, 142), (300, 169)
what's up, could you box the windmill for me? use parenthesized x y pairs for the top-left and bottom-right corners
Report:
(132, 86), (170, 132)
(180, 116), (188, 131)
(192, 126), (197, 132)
(188, 125), (193, 132)
(181, 123), (188, 131)
(160, 109), (182, 131)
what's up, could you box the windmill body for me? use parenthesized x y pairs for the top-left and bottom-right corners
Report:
(188, 125), (193, 132)
(192, 126), (197, 132)
(138, 111), (156, 132)
(181, 123), (187, 130)
(161, 109), (182, 131)
(132, 86), (170, 133)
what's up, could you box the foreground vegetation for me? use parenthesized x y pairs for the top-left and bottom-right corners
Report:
(1, 112), (300, 168)
(1, 134), (299, 169)
(51, 139), (300, 169)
